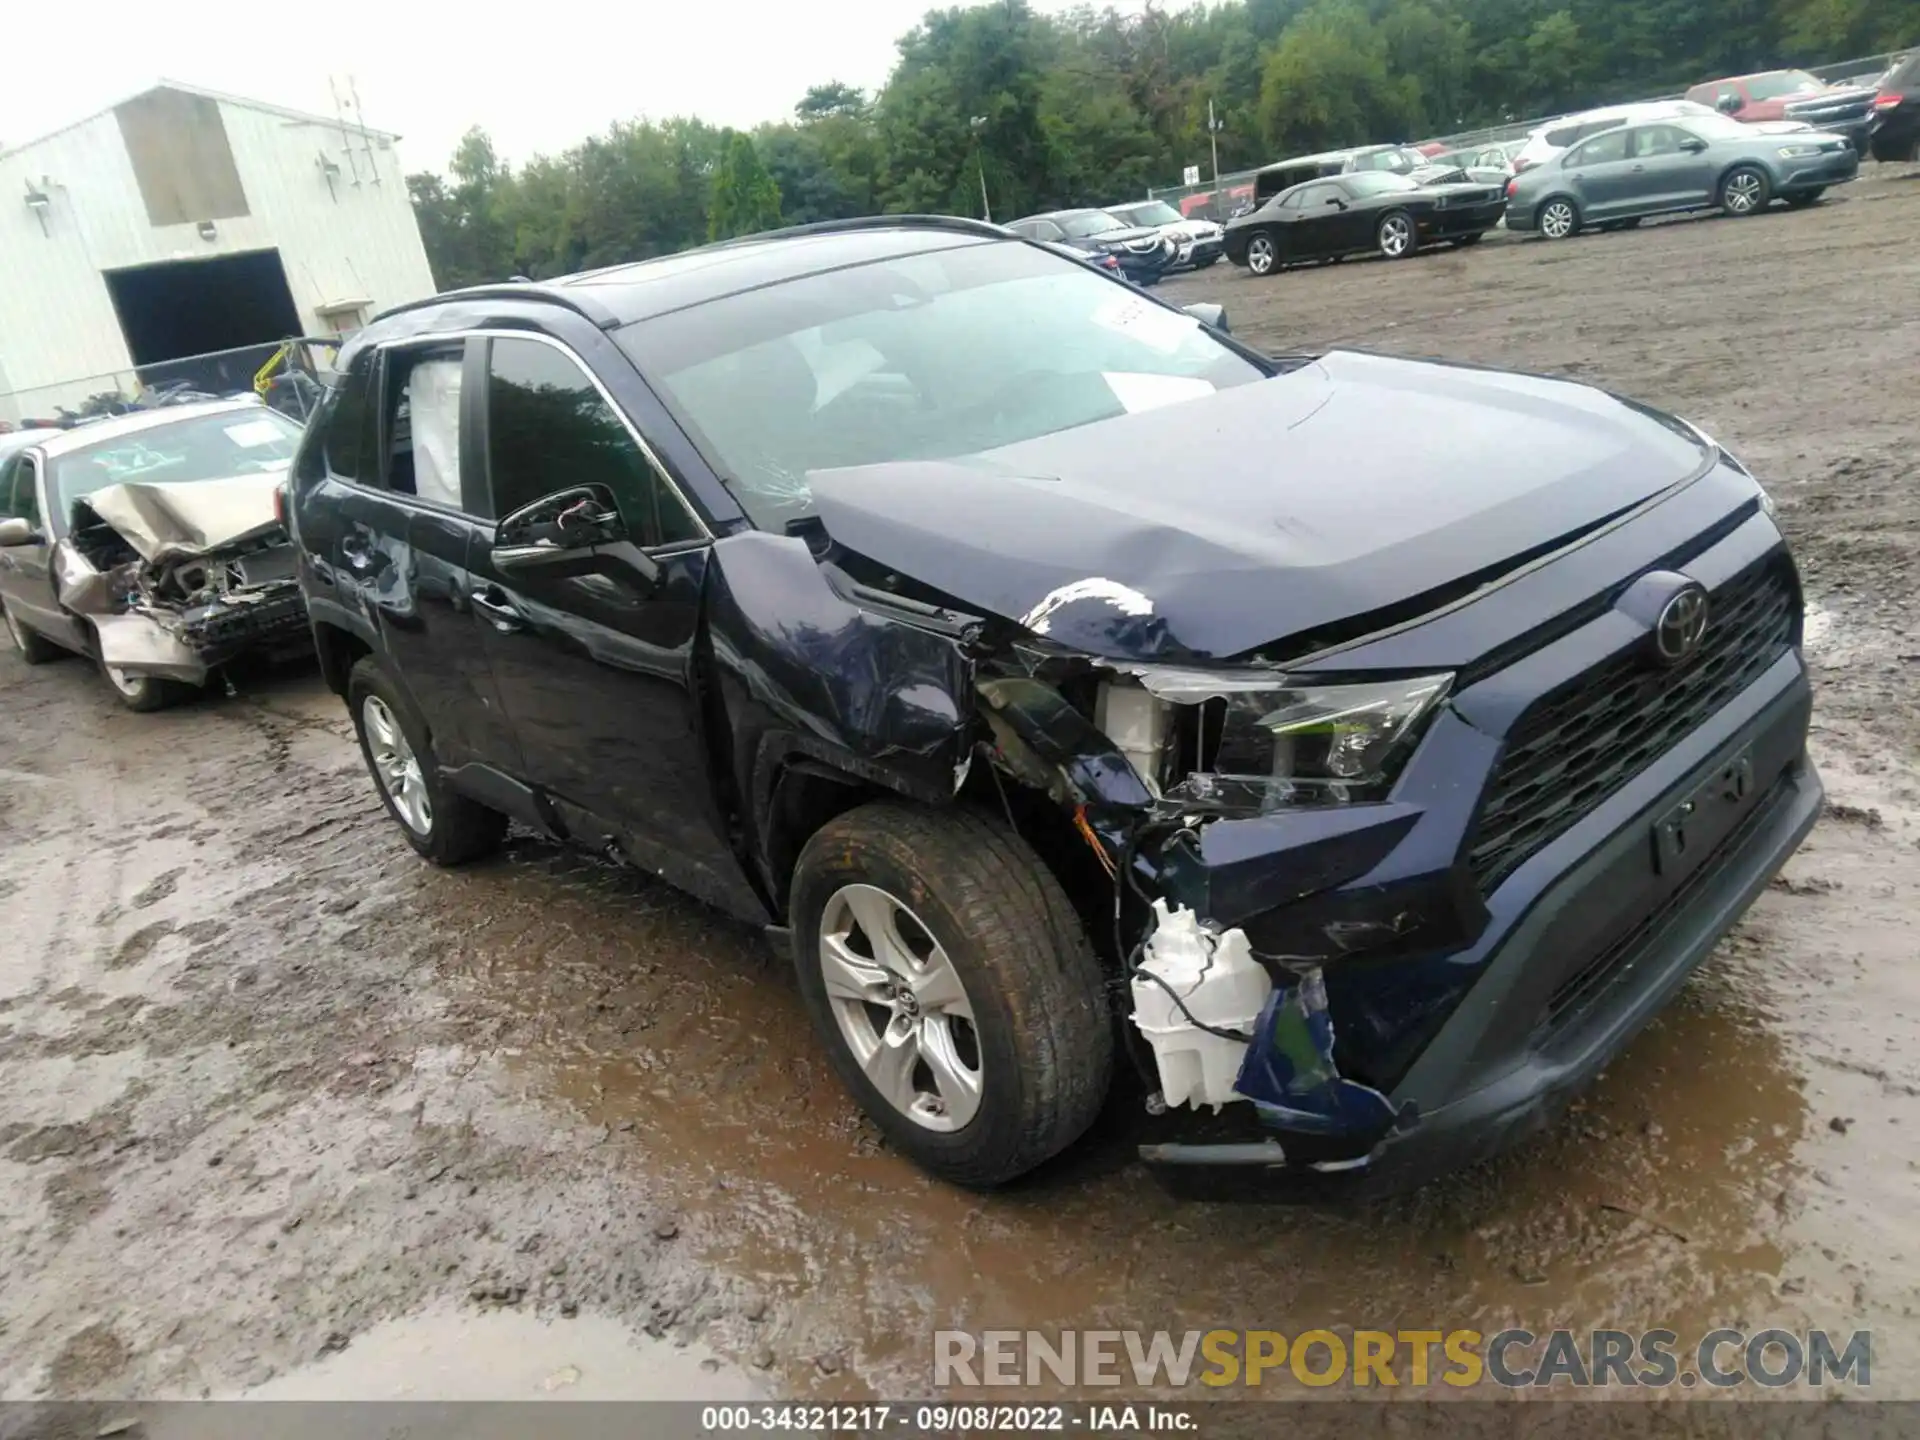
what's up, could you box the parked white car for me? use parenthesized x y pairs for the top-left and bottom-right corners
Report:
(1512, 99), (1718, 174)
(1103, 199), (1225, 270)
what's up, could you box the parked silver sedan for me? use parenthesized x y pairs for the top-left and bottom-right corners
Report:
(1507, 113), (1859, 239)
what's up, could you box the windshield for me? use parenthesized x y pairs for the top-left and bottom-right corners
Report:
(1747, 71), (1824, 100)
(1344, 171), (1422, 196)
(1058, 211), (1127, 238)
(1112, 201), (1183, 227)
(620, 240), (1266, 529)
(50, 409), (301, 517)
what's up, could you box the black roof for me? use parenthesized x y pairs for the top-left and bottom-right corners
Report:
(379, 217), (1011, 332)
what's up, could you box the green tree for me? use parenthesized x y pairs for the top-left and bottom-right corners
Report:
(707, 132), (785, 241)
(1258, 2), (1415, 153)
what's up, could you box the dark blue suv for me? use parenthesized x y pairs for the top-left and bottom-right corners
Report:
(287, 217), (1820, 1192)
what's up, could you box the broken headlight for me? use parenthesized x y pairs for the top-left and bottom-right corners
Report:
(1119, 672), (1452, 812)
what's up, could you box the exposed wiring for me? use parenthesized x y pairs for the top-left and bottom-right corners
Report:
(1126, 940), (1257, 1044)
(1073, 804), (1118, 879)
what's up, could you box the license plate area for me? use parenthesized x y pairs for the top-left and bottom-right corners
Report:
(1652, 750), (1755, 876)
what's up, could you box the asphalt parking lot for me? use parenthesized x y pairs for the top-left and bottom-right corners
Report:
(3, 169), (1918, 1409)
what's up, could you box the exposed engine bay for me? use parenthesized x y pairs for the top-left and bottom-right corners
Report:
(52, 475), (307, 685)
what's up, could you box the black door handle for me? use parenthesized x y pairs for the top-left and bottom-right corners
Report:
(470, 586), (525, 632)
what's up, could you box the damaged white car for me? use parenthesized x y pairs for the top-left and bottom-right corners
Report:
(0, 400), (310, 710)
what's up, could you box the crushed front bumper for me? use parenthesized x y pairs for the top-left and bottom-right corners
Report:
(1136, 582), (1820, 1196)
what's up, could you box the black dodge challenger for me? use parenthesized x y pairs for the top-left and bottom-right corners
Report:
(1225, 170), (1508, 274)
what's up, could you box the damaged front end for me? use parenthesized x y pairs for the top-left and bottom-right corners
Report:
(971, 632), (1462, 1184)
(57, 476), (308, 686)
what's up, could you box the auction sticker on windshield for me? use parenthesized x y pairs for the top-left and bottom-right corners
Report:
(1091, 294), (1196, 354)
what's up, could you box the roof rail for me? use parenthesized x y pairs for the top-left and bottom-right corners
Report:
(370, 281), (622, 331)
(703, 214), (1010, 253)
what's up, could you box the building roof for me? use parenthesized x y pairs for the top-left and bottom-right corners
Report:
(0, 81), (399, 163)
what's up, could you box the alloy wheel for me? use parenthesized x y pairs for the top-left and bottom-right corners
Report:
(817, 883), (983, 1133)
(363, 695), (433, 835)
(1541, 201), (1576, 239)
(1724, 170), (1765, 214)
(1379, 214), (1413, 258)
(1247, 235), (1277, 275)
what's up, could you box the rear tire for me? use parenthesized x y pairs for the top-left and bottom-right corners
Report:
(1539, 197), (1581, 240)
(99, 657), (195, 712)
(1720, 165), (1771, 216)
(348, 655), (506, 865)
(4, 604), (62, 665)
(789, 802), (1113, 1189)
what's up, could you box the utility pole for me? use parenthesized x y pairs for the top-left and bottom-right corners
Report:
(970, 115), (991, 222)
(1208, 99), (1222, 185)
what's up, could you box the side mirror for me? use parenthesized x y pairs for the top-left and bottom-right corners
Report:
(492, 484), (628, 574)
(1182, 303), (1230, 334)
(0, 517), (37, 546)
(1717, 94), (1742, 114)
(1680, 137), (1710, 153)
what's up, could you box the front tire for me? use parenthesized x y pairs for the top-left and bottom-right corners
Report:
(790, 803), (1113, 1189)
(99, 658), (194, 712)
(1376, 210), (1416, 260)
(348, 656), (506, 865)
(1245, 233), (1279, 276)
(4, 604), (62, 665)
(1539, 197), (1581, 240)
(1720, 165), (1771, 216)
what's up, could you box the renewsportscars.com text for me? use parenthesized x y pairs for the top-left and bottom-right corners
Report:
(934, 1328), (1871, 1390)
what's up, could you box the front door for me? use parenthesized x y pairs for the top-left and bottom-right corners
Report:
(0, 453), (85, 649)
(467, 330), (765, 921)
(1629, 125), (1718, 211)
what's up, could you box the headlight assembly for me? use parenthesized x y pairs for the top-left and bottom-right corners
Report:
(1105, 671), (1453, 813)
(1777, 144), (1823, 158)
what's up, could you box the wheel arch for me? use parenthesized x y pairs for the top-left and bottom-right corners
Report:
(1716, 158), (1778, 195)
(312, 617), (374, 699)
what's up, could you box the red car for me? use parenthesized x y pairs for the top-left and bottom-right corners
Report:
(1685, 69), (1878, 153)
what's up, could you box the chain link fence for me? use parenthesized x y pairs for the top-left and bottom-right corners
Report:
(2, 339), (339, 430)
(1146, 47), (1908, 217)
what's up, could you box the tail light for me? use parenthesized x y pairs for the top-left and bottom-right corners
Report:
(273, 481), (290, 533)
(1506, 178), (1519, 198)
(1876, 93), (1902, 110)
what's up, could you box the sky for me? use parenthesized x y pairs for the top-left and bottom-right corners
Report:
(0, 0), (1151, 175)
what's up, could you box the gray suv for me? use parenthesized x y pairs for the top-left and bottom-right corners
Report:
(1508, 113), (1859, 239)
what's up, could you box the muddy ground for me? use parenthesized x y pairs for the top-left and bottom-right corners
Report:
(2, 170), (1918, 1413)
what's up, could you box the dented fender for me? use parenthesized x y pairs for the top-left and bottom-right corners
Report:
(701, 531), (979, 883)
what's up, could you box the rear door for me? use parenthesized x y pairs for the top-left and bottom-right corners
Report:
(467, 329), (765, 920)
(329, 338), (522, 773)
(1630, 124), (1717, 210)
(1561, 128), (1637, 220)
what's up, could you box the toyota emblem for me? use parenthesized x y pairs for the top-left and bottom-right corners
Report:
(1653, 586), (1710, 666)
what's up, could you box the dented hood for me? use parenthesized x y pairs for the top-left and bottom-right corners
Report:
(81, 472), (287, 564)
(803, 350), (1713, 661)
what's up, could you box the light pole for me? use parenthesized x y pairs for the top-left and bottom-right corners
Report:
(1207, 98), (1223, 185)
(969, 115), (991, 222)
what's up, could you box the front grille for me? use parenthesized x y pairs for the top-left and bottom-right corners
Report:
(1786, 96), (1872, 125)
(1466, 559), (1797, 892)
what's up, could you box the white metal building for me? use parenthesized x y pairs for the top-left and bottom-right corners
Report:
(0, 82), (438, 422)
